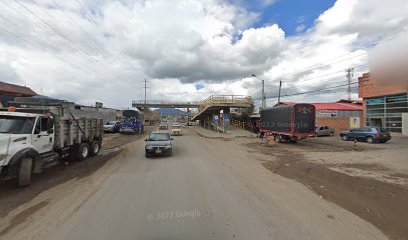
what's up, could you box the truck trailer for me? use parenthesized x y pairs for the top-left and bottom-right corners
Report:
(0, 98), (103, 186)
(259, 103), (316, 143)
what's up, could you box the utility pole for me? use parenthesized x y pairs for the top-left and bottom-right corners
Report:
(277, 80), (282, 105)
(261, 79), (266, 109)
(251, 74), (266, 109)
(140, 78), (149, 104)
(346, 68), (354, 100)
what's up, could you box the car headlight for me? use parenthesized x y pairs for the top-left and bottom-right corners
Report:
(165, 144), (172, 149)
(146, 145), (153, 150)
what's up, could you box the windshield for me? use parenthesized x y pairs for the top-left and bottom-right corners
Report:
(0, 116), (35, 134)
(376, 127), (388, 132)
(121, 118), (133, 124)
(148, 133), (170, 141)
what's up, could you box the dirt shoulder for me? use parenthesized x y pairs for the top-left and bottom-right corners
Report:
(246, 136), (408, 240)
(0, 128), (153, 220)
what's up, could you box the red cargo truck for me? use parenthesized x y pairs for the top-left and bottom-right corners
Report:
(259, 103), (316, 143)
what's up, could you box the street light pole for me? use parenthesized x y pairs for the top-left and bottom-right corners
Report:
(251, 74), (266, 109)
(261, 79), (265, 109)
(277, 80), (282, 105)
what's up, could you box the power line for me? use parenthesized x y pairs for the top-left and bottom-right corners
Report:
(7, 0), (130, 84)
(14, 0), (95, 57)
(260, 34), (401, 85)
(263, 64), (369, 92)
(49, 0), (108, 54)
(255, 82), (359, 101)
(0, 12), (107, 77)
(0, 25), (100, 77)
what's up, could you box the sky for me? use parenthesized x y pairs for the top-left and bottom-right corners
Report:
(0, 0), (407, 108)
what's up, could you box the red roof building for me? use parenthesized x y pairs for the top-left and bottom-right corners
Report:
(0, 81), (37, 107)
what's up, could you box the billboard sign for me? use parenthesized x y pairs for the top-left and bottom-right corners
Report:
(317, 110), (338, 118)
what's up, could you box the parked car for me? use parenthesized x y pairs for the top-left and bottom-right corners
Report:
(103, 120), (120, 133)
(340, 127), (391, 143)
(315, 126), (335, 136)
(171, 124), (182, 136)
(159, 123), (168, 130)
(145, 131), (174, 157)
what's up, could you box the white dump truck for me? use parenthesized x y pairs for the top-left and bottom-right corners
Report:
(0, 98), (103, 187)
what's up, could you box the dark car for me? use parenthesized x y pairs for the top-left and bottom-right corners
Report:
(145, 132), (174, 157)
(103, 120), (120, 133)
(340, 127), (391, 143)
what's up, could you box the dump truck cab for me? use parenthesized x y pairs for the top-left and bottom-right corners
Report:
(0, 111), (54, 166)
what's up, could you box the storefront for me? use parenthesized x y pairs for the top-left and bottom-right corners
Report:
(358, 72), (408, 134)
(365, 93), (408, 133)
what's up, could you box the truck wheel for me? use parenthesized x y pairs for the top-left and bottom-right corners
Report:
(76, 143), (90, 161)
(275, 134), (282, 143)
(90, 141), (101, 156)
(18, 157), (33, 187)
(329, 132), (334, 136)
(366, 137), (374, 144)
(341, 135), (348, 141)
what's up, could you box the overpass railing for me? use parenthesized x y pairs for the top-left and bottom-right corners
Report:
(197, 95), (253, 112)
(132, 100), (200, 106)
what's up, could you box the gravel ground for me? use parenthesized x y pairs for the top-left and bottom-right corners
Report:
(246, 135), (408, 240)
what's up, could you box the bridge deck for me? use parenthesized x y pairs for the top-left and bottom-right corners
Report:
(132, 100), (200, 108)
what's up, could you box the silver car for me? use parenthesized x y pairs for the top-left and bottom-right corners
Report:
(315, 126), (335, 136)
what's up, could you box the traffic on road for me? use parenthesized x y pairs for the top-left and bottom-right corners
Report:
(0, 1), (407, 240)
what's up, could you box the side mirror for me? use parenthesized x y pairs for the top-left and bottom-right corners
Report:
(145, 139), (148, 141)
(47, 129), (54, 134)
(170, 138), (174, 140)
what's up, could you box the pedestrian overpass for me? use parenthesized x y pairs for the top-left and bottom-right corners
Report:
(132, 95), (253, 132)
(132, 100), (200, 109)
(191, 95), (253, 133)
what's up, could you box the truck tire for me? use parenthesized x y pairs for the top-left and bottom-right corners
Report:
(76, 143), (90, 161)
(18, 157), (33, 187)
(366, 136), (374, 144)
(90, 141), (101, 156)
(275, 134), (282, 143)
(341, 135), (348, 141)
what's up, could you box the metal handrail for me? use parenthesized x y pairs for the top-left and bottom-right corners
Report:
(194, 95), (253, 118)
(132, 100), (200, 105)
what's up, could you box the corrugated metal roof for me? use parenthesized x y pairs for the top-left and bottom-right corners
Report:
(0, 81), (37, 96)
(280, 102), (363, 111)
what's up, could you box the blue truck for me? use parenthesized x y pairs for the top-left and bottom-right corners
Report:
(119, 110), (144, 134)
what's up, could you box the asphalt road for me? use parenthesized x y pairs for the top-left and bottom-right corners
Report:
(36, 129), (386, 240)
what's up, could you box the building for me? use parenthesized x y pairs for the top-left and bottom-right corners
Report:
(358, 72), (408, 133)
(0, 81), (37, 107)
(279, 100), (363, 134)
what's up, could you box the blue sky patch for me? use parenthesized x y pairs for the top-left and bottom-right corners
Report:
(244, 0), (337, 36)
(195, 83), (204, 91)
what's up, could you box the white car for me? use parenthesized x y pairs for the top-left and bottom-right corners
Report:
(170, 124), (182, 136)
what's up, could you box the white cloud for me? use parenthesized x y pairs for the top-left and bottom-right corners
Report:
(295, 24), (305, 33)
(0, 0), (407, 108)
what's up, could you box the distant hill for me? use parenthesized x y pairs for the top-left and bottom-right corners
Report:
(153, 108), (186, 116)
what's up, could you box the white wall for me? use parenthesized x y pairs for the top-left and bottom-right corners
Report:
(402, 113), (408, 136)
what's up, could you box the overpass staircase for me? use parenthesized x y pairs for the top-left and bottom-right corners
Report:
(192, 95), (253, 120)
